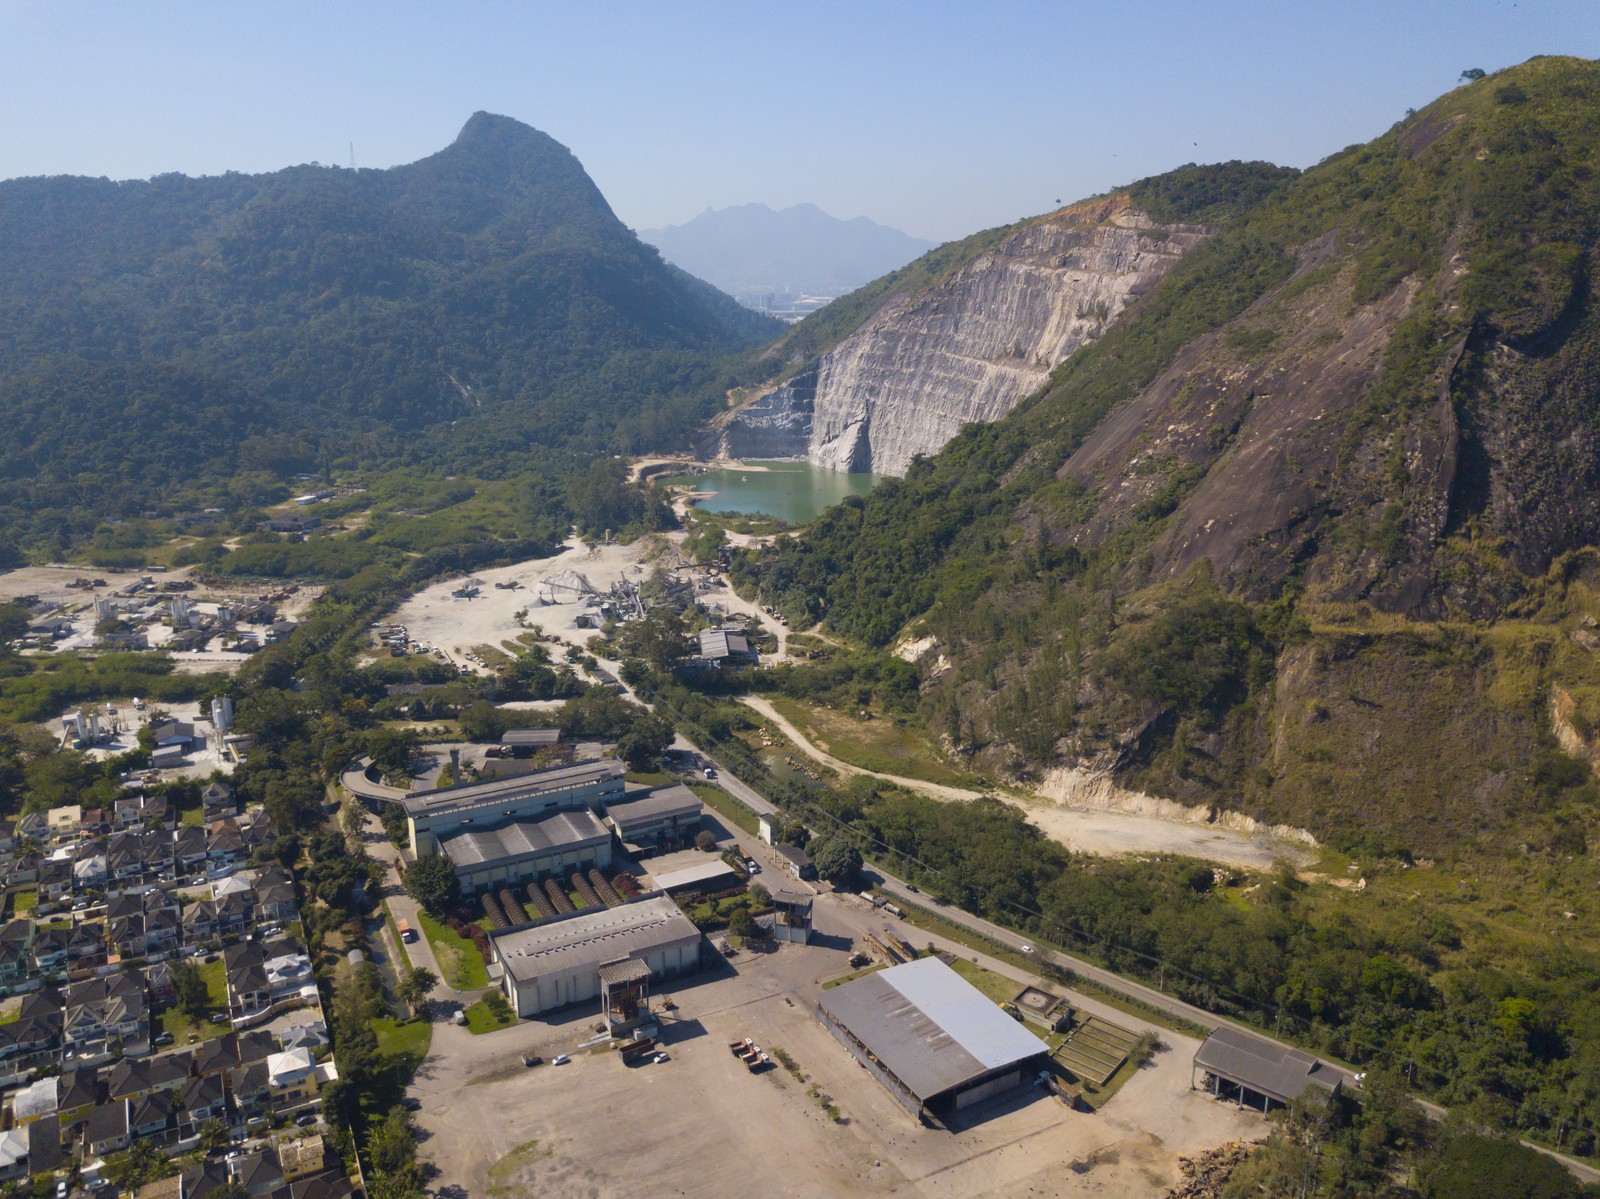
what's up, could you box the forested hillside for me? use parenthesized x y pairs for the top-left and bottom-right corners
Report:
(0, 112), (777, 558)
(734, 56), (1600, 854)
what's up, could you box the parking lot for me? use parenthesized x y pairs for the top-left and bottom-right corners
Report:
(408, 895), (1261, 1198)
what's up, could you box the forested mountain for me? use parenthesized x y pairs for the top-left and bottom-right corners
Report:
(735, 56), (1600, 854)
(638, 202), (935, 298)
(0, 112), (778, 556)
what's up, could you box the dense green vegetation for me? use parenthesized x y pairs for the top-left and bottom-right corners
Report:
(0, 111), (775, 559)
(732, 56), (1600, 842)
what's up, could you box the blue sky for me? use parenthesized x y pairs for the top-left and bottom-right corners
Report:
(0, 1), (1593, 242)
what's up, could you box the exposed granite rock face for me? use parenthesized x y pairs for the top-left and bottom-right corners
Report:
(718, 198), (1209, 475)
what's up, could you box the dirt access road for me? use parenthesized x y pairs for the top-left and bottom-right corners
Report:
(740, 695), (1298, 871)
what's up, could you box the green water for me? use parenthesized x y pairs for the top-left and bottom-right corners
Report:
(666, 460), (881, 525)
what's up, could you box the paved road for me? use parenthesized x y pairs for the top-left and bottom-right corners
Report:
(683, 732), (1600, 1184)
(356, 805), (484, 1003)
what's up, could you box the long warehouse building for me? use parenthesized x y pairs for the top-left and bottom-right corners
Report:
(817, 957), (1050, 1119)
(492, 894), (703, 1018)
(401, 758), (626, 854)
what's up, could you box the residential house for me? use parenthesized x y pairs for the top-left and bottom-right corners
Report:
(58, 1068), (99, 1127)
(206, 821), (246, 872)
(182, 899), (218, 944)
(0, 1126), (28, 1181)
(31, 926), (70, 975)
(72, 852), (108, 890)
(262, 943), (312, 1001)
(278, 1136), (327, 1183)
(265, 1048), (317, 1107)
(277, 1022), (328, 1055)
(179, 1074), (226, 1132)
(85, 1099), (131, 1158)
(0, 1012), (60, 1073)
(229, 1150), (284, 1198)
(200, 784), (237, 823)
(24, 1114), (63, 1181)
(253, 869), (297, 925)
(106, 1052), (190, 1105)
(229, 1060), (271, 1115)
(38, 858), (73, 904)
(173, 827), (209, 877)
(62, 974), (149, 1057)
(223, 944), (269, 1017)
(11, 1076), (57, 1126)
(0, 920), (32, 986)
(128, 1090), (173, 1143)
(107, 834), (147, 884)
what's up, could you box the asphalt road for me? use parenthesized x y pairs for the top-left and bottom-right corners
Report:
(680, 732), (1600, 1185)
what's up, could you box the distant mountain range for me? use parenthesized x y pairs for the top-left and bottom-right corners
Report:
(638, 202), (937, 299)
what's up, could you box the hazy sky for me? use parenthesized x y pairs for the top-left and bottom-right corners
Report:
(0, 2), (1593, 242)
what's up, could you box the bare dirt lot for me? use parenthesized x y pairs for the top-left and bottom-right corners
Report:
(384, 534), (780, 675)
(410, 906), (1261, 1199)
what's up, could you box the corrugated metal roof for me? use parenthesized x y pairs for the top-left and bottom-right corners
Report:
(492, 895), (700, 983)
(402, 758), (624, 815)
(1192, 1025), (1338, 1103)
(818, 958), (1047, 1101)
(649, 859), (738, 892)
(438, 808), (610, 868)
(606, 784), (702, 832)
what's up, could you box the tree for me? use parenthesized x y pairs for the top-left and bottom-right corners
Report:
(199, 1118), (229, 1156)
(0, 602), (27, 651)
(458, 700), (509, 744)
(170, 957), (212, 1020)
(403, 853), (459, 915)
(694, 829), (718, 852)
(398, 967), (439, 1019)
(808, 834), (864, 886)
(1460, 67), (1487, 82)
(727, 907), (757, 940)
(617, 713), (673, 771)
(366, 727), (419, 776)
(366, 1108), (424, 1199)
(1418, 1133), (1583, 1199)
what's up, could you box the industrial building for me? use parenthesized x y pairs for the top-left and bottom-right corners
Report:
(438, 807), (614, 897)
(604, 784), (703, 855)
(401, 759), (626, 855)
(492, 895), (703, 1018)
(1191, 1025), (1342, 1111)
(816, 957), (1050, 1119)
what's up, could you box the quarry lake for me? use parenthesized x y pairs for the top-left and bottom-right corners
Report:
(665, 460), (881, 524)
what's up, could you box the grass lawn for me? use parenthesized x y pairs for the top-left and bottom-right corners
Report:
(693, 784), (758, 835)
(765, 695), (979, 789)
(625, 770), (673, 787)
(948, 957), (1025, 1006)
(178, 803), (205, 828)
(159, 957), (231, 1044)
(10, 889), (35, 917)
(417, 910), (489, 990)
(362, 1018), (433, 1122)
(373, 1016), (433, 1062)
(463, 998), (518, 1035)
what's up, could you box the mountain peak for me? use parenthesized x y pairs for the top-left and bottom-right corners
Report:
(454, 111), (542, 147)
